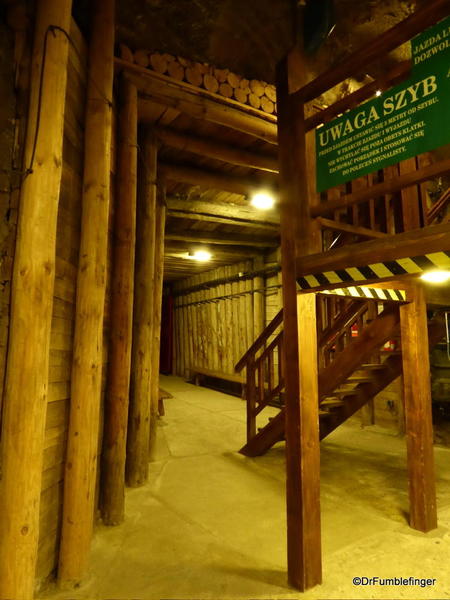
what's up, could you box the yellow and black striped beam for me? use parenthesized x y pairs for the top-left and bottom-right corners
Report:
(297, 250), (450, 291)
(319, 286), (406, 301)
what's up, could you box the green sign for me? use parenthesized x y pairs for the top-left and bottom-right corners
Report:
(316, 15), (450, 193)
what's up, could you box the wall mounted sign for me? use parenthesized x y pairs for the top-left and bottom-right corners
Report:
(316, 15), (450, 193)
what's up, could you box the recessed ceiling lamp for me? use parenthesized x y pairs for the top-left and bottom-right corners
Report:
(375, 90), (382, 97)
(189, 249), (212, 262)
(420, 270), (450, 284)
(250, 191), (275, 210)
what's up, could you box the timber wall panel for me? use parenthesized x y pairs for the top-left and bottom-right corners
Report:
(172, 256), (273, 377)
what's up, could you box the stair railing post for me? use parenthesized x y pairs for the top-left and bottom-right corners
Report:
(246, 357), (256, 442)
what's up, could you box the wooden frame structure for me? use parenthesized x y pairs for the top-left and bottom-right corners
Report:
(0, 1), (449, 597)
(275, 0), (450, 589)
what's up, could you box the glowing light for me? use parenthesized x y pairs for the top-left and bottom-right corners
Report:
(375, 90), (382, 97)
(250, 191), (275, 210)
(190, 250), (212, 262)
(421, 270), (450, 284)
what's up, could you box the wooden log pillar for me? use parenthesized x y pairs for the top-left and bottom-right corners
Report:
(126, 127), (157, 487)
(101, 76), (137, 523)
(150, 193), (166, 442)
(0, 1), (72, 598)
(276, 49), (322, 591)
(253, 256), (265, 339)
(58, 0), (115, 586)
(400, 284), (437, 532)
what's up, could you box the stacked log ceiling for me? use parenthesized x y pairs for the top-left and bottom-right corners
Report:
(150, 195), (166, 430)
(0, 1), (72, 598)
(173, 259), (272, 379)
(277, 47), (322, 591)
(101, 77), (137, 525)
(121, 62), (277, 144)
(118, 48), (277, 116)
(59, 0), (115, 586)
(126, 128), (157, 487)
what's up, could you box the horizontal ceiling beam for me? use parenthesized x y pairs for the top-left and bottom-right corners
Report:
(117, 62), (278, 144)
(165, 240), (262, 258)
(296, 222), (450, 285)
(159, 162), (277, 197)
(166, 197), (279, 226)
(165, 230), (278, 248)
(156, 127), (279, 173)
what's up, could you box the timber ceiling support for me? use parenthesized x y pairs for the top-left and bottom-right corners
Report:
(156, 127), (279, 173)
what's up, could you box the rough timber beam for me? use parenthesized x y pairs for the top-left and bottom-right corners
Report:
(156, 127), (279, 173)
(115, 60), (278, 144)
(165, 231), (278, 248)
(166, 197), (279, 227)
(165, 241), (261, 258)
(59, 0), (115, 586)
(296, 223), (450, 288)
(0, 1), (72, 598)
(159, 163), (277, 196)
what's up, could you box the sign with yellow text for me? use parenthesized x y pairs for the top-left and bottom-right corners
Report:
(316, 15), (450, 193)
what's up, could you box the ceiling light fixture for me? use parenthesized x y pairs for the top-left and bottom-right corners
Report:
(375, 89), (382, 97)
(250, 191), (275, 210)
(189, 250), (212, 262)
(420, 270), (450, 284)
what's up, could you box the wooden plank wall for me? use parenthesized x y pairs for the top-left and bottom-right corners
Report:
(173, 257), (270, 377)
(36, 18), (114, 585)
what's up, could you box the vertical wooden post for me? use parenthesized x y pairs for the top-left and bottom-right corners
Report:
(276, 49), (322, 591)
(127, 126), (157, 485)
(0, 2), (72, 598)
(400, 284), (437, 532)
(150, 195), (166, 434)
(253, 256), (265, 339)
(58, 0), (115, 586)
(101, 76), (137, 523)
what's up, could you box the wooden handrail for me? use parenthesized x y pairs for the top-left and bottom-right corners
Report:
(294, 0), (450, 103)
(256, 331), (284, 367)
(235, 309), (283, 372)
(427, 188), (450, 225)
(319, 300), (367, 349)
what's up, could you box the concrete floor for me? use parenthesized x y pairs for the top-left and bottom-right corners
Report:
(40, 375), (450, 600)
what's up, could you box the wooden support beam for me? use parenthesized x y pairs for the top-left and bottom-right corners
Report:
(311, 158), (450, 216)
(165, 230), (278, 247)
(295, 0), (450, 102)
(165, 241), (261, 258)
(166, 196), (279, 226)
(159, 162), (276, 197)
(400, 284), (437, 532)
(277, 51), (322, 591)
(150, 195), (166, 440)
(59, 0), (115, 586)
(297, 222), (450, 283)
(126, 128), (157, 487)
(156, 127), (278, 172)
(316, 217), (388, 239)
(305, 61), (411, 131)
(167, 208), (278, 231)
(253, 256), (265, 340)
(101, 77), (137, 525)
(0, 1), (72, 598)
(117, 61), (277, 144)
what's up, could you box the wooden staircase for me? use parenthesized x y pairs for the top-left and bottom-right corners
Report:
(235, 297), (446, 457)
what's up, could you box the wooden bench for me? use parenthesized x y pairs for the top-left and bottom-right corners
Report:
(190, 366), (245, 397)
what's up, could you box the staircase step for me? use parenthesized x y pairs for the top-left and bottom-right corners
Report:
(334, 388), (360, 398)
(359, 363), (385, 370)
(320, 397), (345, 408)
(346, 375), (374, 383)
(319, 409), (332, 417)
